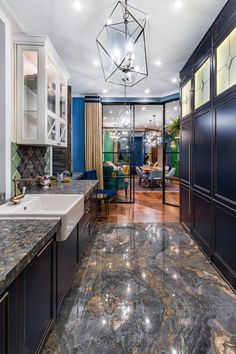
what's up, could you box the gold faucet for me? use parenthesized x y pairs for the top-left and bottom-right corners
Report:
(10, 177), (26, 204)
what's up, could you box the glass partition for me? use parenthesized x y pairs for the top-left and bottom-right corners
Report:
(163, 101), (180, 207)
(102, 100), (180, 206)
(103, 105), (135, 203)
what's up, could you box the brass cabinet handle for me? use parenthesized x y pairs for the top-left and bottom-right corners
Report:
(0, 291), (9, 304)
(37, 239), (53, 258)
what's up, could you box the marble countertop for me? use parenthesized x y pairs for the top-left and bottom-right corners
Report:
(26, 180), (99, 197)
(0, 219), (60, 296)
(0, 180), (98, 296)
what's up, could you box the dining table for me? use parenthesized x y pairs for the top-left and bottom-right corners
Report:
(140, 165), (162, 173)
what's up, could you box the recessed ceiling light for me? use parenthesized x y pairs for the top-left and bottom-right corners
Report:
(107, 18), (112, 25)
(72, 0), (82, 11)
(103, 89), (108, 94)
(104, 117), (107, 120)
(155, 60), (162, 66)
(174, 106), (178, 111)
(142, 106), (146, 111)
(145, 89), (150, 94)
(110, 111), (113, 114)
(93, 60), (99, 66)
(172, 78), (177, 83)
(174, 0), (184, 10)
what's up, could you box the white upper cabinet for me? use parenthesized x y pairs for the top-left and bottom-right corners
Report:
(14, 35), (70, 146)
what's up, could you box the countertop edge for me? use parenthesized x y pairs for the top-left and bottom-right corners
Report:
(0, 220), (60, 297)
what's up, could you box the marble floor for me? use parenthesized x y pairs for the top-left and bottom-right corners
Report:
(42, 223), (236, 354)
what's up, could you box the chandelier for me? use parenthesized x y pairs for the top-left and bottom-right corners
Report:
(110, 124), (129, 142)
(96, 0), (149, 87)
(144, 115), (162, 147)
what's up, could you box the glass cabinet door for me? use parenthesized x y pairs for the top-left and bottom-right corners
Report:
(181, 79), (192, 117)
(47, 56), (57, 143)
(216, 27), (236, 95)
(22, 50), (39, 140)
(59, 119), (67, 145)
(60, 79), (67, 119)
(194, 58), (210, 109)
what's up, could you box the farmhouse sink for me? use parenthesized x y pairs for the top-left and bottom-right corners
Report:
(0, 194), (84, 241)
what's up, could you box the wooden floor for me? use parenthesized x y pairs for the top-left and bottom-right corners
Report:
(98, 192), (180, 224)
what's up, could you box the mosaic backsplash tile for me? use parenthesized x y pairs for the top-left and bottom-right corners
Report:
(11, 143), (50, 192)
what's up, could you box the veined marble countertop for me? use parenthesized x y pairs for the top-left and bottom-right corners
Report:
(26, 180), (99, 197)
(0, 219), (60, 296)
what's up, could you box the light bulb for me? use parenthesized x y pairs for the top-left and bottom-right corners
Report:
(72, 0), (82, 11)
(107, 18), (112, 25)
(174, 0), (184, 10)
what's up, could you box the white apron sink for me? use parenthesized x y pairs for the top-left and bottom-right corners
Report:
(0, 194), (84, 241)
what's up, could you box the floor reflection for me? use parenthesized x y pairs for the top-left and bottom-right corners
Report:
(42, 223), (236, 354)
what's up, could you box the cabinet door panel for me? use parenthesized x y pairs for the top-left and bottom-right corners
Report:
(0, 292), (8, 354)
(18, 240), (54, 354)
(57, 225), (78, 310)
(193, 192), (211, 255)
(180, 184), (191, 228)
(214, 206), (236, 274)
(79, 218), (90, 261)
(215, 98), (236, 205)
(193, 111), (212, 192)
(180, 119), (192, 184)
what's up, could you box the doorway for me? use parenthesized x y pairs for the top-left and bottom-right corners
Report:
(102, 99), (180, 207)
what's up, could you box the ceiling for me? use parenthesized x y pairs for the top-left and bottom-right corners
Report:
(6, 0), (227, 97)
(103, 100), (180, 129)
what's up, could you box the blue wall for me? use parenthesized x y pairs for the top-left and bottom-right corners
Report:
(72, 98), (85, 172)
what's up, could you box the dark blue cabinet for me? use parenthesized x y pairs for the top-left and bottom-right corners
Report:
(57, 225), (78, 312)
(180, 0), (236, 290)
(193, 110), (212, 194)
(180, 118), (192, 185)
(213, 204), (236, 289)
(215, 97), (236, 207)
(0, 291), (8, 354)
(180, 184), (191, 229)
(18, 239), (55, 354)
(192, 191), (212, 256)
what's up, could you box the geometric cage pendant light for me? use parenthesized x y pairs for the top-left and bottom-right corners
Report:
(96, 0), (149, 87)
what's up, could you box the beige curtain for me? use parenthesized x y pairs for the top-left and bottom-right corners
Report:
(85, 101), (103, 188)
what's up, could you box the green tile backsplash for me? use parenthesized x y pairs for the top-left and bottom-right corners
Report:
(11, 142), (50, 193)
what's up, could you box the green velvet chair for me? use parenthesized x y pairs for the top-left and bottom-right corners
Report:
(103, 166), (129, 198)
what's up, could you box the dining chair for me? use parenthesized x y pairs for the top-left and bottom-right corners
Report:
(148, 170), (162, 190)
(136, 166), (148, 185)
(165, 167), (176, 185)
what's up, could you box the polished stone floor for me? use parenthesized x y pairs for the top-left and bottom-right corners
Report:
(42, 223), (236, 354)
